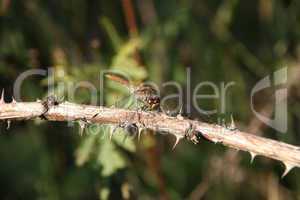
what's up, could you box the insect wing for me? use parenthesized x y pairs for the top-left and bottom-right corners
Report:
(114, 94), (137, 109)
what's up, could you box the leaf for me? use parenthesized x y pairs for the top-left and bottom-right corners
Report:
(112, 129), (136, 153)
(97, 140), (127, 177)
(99, 187), (110, 200)
(100, 17), (123, 51)
(111, 38), (148, 81)
(75, 133), (98, 166)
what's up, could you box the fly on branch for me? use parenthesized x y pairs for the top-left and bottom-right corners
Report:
(105, 72), (160, 111)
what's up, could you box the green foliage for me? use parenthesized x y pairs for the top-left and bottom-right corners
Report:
(0, 0), (299, 199)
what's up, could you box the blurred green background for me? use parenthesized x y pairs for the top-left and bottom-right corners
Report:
(0, 0), (300, 199)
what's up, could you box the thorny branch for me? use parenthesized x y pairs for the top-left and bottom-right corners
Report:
(0, 93), (299, 178)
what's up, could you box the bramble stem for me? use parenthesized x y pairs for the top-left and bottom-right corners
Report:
(0, 100), (299, 175)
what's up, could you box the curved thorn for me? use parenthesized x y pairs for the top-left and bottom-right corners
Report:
(6, 120), (11, 130)
(249, 152), (257, 164)
(172, 135), (183, 150)
(0, 89), (4, 104)
(281, 162), (295, 178)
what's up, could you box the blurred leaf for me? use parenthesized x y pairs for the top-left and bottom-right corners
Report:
(97, 139), (127, 177)
(100, 17), (123, 52)
(111, 38), (148, 81)
(75, 133), (98, 166)
(99, 187), (110, 200)
(113, 129), (136, 153)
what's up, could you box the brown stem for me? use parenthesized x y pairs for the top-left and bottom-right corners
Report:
(121, 0), (142, 65)
(1, 100), (299, 176)
(121, 0), (138, 36)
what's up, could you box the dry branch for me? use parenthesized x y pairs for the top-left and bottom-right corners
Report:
(0, 96), (299, 177)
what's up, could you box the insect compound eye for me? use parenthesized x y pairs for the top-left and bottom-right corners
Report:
(148, 96), (160, 104)
(155, 98), (160, 104)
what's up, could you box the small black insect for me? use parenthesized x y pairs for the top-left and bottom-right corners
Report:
(40, 95), (60, 119)
(105, 72), (161, 111)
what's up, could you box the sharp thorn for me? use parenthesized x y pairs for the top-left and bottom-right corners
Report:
(6, 120), (11, 130)
(11, 97), (16, 103)
(172, 135), (183, 150)
(210, 137), (220, 144)
(249, 152), (257, 164)
(109, 131), (113, 141)
(110, 126), (117, 141)
(138, 128), (143, 141)
(281, 162), (295, 178)
(78, 121), (86, 136)
(0, 89), (4, 104)
(179, 104), (183, 115)
(165, 110), (171, 116)
(229, 114), (236, 130)
(176, 114), (184, 120)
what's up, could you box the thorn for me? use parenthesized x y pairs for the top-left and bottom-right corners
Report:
(212, 139), (219, 144)
(138, 128), (143, 141)
(11, 97), (16, 103)
(179, 104), (183, 115)
(0, 89), (4, 104)
(281, 162), (295, 178)
(78, 120), (86, 136)
(165, 110), (171, 116)
(249, 152), (257, 164)
(110, 126), (118, 140)
(229, 114), (237, 130)
(172, 134), (183, 150)
(176, 114), (184, 120)
(6, 120), (11, 130)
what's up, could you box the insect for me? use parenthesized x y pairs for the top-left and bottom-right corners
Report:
(105, 72), (160, 111)
(40, 95), (61, 119)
